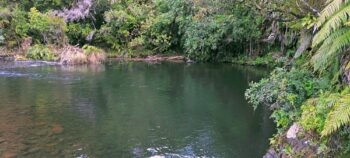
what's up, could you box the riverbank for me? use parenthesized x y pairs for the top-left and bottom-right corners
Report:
(0, 55), (15, 62)
(231, 53), (289, 67)
(244, 54), (350, 157)
(1, 49), (287, 67)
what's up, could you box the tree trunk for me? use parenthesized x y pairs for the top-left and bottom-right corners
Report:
(294, 29), (312, 59)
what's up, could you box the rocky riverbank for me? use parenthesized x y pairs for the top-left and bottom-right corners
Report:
(0, 55), (15, 62)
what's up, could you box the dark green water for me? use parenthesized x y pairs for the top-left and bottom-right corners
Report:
(0, 61), (274, 158)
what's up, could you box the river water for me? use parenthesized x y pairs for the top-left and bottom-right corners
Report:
(0, 61), (274, 158)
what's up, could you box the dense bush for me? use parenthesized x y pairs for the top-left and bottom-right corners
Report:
(82, 45), (106, 64)
(28, 7), (67, 45)
(0, 0), (271, 61)
(183, 18), (223, 61)
(25, 44), (58, 61)
(245, 68), (329, 129)
(66, 23), (93, 45)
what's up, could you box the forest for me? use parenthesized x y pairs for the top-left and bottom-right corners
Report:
(1, 0), (350, 157)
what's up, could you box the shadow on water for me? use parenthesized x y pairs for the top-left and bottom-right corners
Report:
(0, 61), (275, 158)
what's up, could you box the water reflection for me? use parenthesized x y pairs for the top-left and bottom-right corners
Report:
(0, 61), (274, 158)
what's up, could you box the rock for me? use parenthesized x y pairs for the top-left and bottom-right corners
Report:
(287, 123), (300, 139)
(263, 149), (278, 158)
(186, 59), (195, 63)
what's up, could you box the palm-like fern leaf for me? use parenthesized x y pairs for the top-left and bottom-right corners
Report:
(313, 4), (350, 47)
(321, 93), (350, 136)
(312, 28), (350, 71)
(317, 0), (349, 27)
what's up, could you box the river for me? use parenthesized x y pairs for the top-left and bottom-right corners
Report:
(0, 61), (274, 158)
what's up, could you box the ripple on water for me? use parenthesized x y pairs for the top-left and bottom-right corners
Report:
(0, 61), (60, 69)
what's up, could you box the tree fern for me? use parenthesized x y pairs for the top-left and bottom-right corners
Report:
(322, 93), (350, 136)
(312, 28), (350, 71)
(313, 3), (350, 47)
(317, 0), (349, 27)
(312, 1), (350, 72)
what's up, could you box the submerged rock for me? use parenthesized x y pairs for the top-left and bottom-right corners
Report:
(263, 149), (278, 158)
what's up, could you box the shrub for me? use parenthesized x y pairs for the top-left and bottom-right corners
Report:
(82, 45), (105, 55)
(82, 45), (106, 64)
(26, 44), (58, 61)
(299, 98), (329, 133)
(66, 23), (93, 45)
(59, 45), (87, 65)
(28, 7), (67, 45)
(59, 45), (106, 65)
(183, 19), (223, 61)
(245, 68), (329, 130)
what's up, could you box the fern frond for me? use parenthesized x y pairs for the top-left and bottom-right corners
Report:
(312, 28), (350, 71)
(317, 0), (349, 27)
(319, 27), (350, 46)
(321, 93), (350, 136)
(313, 4), (350, 47)
(328, 28), (350, 53)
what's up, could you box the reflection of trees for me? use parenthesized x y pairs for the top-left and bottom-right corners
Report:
(177, 63), (274, 157)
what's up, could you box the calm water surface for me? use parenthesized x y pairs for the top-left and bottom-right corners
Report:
(0, 61), (274, 158)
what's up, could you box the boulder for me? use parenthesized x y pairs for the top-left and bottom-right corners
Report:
(287, 123), (300, 139)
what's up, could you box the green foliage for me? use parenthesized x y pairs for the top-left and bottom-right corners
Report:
(246, 68), (327, 110)
(246, 68), (329, 130)
(82, 45), (105, 55)
(0, 6), (28, 47)
(142, 0), (192, 54)
(25, 44), (58, 61)
(322, 89), (350, 136)
(299, 98), (330, 133)
(232, 53), (287, 67)
(271, 109), (298, 130)
(28, 7), (51, 32)
(312, 1), (350, 72)
(98, 2), (148, 54)
(298, 88), (350, 137)
(32, 0), (74, 11)
(183, 19), (223, 61)
(66, 23), (93, 45)
(11, 7), (30, 38)
(28, 7), (67, 45)
(289, 14), (317, 30)
(143, 12), (173, 53)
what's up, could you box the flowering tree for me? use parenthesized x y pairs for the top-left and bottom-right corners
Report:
(53, 0), (93, 22)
